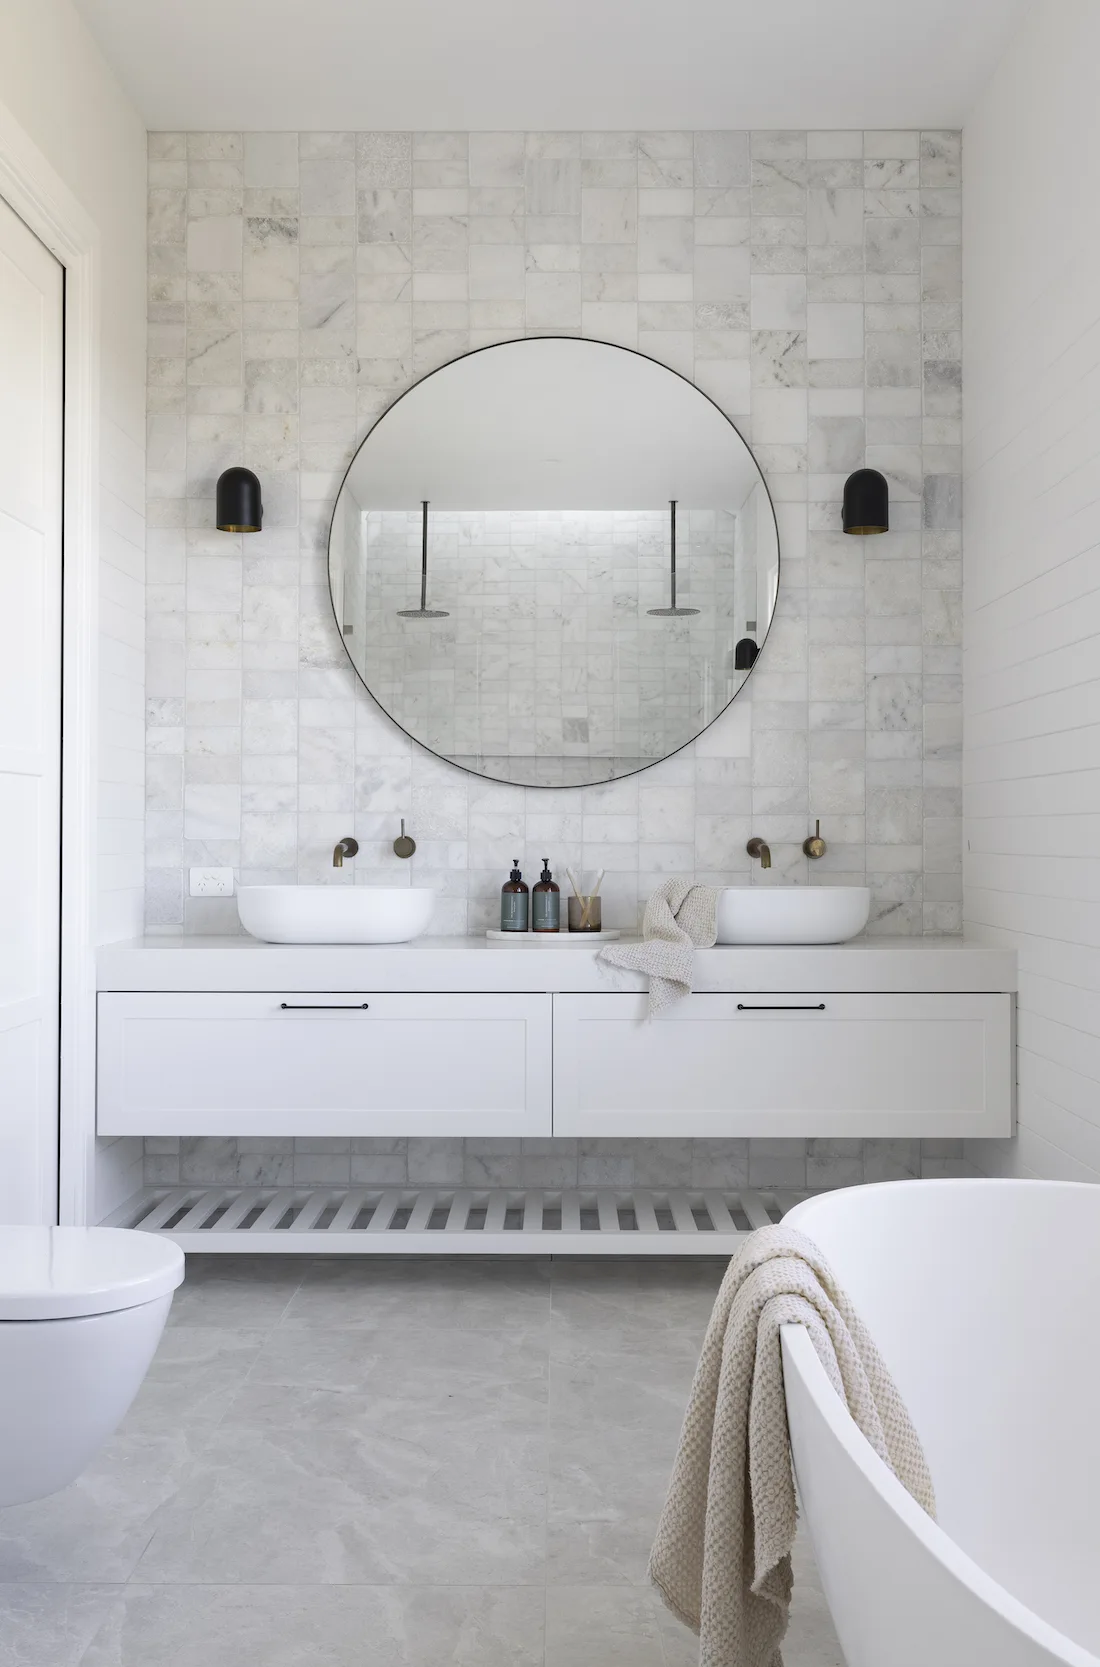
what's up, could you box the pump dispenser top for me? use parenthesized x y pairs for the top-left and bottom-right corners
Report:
(500, 858), (529, 932)
(532, 858), (560, 933)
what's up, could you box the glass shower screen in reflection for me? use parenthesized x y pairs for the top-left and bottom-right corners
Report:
(328, 336), (779, 789)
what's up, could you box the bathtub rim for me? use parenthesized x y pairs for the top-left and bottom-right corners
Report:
(781, 1178), (1100, 1667)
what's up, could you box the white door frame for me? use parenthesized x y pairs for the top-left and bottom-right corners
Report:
(0, 96), (103, 1226)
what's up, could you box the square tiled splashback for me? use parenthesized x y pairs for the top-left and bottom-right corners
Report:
(146, 127), (962, 940)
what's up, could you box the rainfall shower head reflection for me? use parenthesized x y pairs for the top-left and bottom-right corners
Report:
(397, 499), (450, 618)
(647, 500), (699, 616)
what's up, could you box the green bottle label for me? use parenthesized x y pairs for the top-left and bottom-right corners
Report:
(501, 892), (528, 931)
(532, 890), (559, 931)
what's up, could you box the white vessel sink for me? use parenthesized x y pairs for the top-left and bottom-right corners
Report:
(237, 886), (435, 944)
(715, 885), (871, 945)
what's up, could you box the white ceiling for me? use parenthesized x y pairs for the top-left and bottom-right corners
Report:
(74, 0), (1027, 132)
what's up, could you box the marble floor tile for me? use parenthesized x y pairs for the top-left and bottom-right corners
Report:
(0, 1422), (209, 1585)
(128, 1325), (268, 1434)
(0, 1256), (844, 1664)
(0, 1584), (125, 1667)
(166, 1255), (306, 1331)
(283, 1253), (552, 1333)
(133, 1421), (547, 1587)
(80, 1584), (545, 1667)
(545, 1584), (698, 1667)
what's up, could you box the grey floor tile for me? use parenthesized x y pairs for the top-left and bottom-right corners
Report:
(222, 1361), (548, 1446)
(0, 1422), (201, 1585)
(133, 1421), (547, 1587)
(282, 1255), (552, 1333)
(126, 1326), (268, 1435)
(80, 1584), (545, 1667)
(247, 1313), (550, 1392)
(0, 1584), (125, 1667)
(549, 1263), (724, 1359)
(166, 1257), (306, 1331)
(545, 1584), (697, 1667)
(0, 1255), (844, 1665)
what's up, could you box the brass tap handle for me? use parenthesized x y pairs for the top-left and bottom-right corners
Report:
(802, 819), (826, 859)
(393, 819), (416, 859)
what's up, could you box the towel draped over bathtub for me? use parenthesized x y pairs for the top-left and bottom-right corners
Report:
(597, 879), (720, 1018)
(649, 1224), (936, 1667)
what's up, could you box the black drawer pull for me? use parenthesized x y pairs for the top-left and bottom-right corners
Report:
(736, 1003), (826, 1011)
(279, 1002), (370, 1011)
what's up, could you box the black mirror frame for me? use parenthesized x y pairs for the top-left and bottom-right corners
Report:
(326, 336), (781, 790)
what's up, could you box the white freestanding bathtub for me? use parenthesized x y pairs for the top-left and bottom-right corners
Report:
(781, 1180), (1100, 1667)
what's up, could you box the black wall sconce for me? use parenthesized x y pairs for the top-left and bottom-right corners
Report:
(216, 466), (263, 533)
(842, 468), (889, 535)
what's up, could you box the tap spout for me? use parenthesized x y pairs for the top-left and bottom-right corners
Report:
(333, 837), (359, 868)
(746, 837), (772, 870)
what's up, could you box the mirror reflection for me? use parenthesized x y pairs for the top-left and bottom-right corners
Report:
(329, 337), (779, 788)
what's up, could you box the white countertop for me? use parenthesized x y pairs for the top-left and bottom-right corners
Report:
(97, 935), (1017, 995)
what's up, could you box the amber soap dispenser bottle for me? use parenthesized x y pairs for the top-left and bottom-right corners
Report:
(500, 859), (529, 932)
(532, 859), (561, 933)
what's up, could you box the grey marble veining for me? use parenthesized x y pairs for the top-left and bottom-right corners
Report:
(147, 125), (962, 940)
(144, 1133), (971, 1190)
(0, 1256), (843, 1665)
(145, 125), (963, 1193)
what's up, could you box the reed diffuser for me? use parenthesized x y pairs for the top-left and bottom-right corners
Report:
(566, 869), (603, 933)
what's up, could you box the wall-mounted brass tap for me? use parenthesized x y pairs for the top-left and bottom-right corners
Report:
(746, 837), (772, 869)
(332, 837), (359, 868)
(393, 819), (416, 859)
(802, 819), (827, 859)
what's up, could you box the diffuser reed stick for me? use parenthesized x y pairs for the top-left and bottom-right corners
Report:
(579, 869), (604, 929)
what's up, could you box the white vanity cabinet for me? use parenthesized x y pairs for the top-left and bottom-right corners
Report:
(92, 939), (1017, 1255)
(552, 992), (1012, 1139)
(97, 991), (553, 1138)
(95, 938), (1016, 1143)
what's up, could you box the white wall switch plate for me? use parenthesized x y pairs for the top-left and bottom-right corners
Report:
(189, 867), (235, 898)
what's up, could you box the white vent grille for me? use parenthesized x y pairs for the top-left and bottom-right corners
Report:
(103, 1185), (810, 1255)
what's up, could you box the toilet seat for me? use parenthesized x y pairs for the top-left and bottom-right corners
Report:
(0, 1226), (184, 1320)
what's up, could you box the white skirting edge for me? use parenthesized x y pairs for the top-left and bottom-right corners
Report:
(101, 1184), (812, 1255)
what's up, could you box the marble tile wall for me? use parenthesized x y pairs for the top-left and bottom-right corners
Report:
(146, 126), (963, 940)
(349, 506), (742, 781)
(143, 1134), (973, 1190)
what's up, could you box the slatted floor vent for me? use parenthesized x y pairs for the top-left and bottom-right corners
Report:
(103, 1185), (810, 1255)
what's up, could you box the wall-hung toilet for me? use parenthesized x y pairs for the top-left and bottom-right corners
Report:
(0, 1226), (184, 1507)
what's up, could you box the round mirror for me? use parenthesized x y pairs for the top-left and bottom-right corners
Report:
(328, 337), (779, 789)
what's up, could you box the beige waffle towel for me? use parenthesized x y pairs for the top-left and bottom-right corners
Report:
(649, 1224), (936, 1667)
(597, 879), (721, 1017)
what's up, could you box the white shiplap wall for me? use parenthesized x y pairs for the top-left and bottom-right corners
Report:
(963, 0), (1100, 1181)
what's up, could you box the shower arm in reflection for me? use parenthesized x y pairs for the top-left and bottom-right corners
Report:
(396, 500), (449, 619)
(417, 498), (428, 612)
(647, 500), (700, 618)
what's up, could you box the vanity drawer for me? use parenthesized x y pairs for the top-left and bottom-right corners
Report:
(97, 992), (552, 1137)
(553, 993), (1013, 1138)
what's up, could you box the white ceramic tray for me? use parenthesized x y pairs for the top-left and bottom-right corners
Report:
(485, 929), (621, 944)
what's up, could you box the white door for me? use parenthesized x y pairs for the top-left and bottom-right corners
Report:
(0, 195), (63, 1223)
